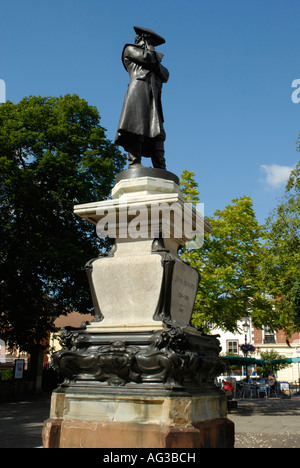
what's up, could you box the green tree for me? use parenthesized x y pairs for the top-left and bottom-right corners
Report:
(180, 170), (274, 333)
(262, 161), (300, 334)
(0, 94), (126, 353)
(180, 169), (200, 205)
(257, 350), (290, 377)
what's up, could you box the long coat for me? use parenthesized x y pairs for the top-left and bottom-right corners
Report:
(115, 43), (169, 157)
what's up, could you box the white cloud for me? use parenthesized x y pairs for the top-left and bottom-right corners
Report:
(260, 164), (294, 189)
(0, 79), (6, 103)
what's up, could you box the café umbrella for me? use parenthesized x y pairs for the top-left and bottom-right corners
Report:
(270, 357), (300, 364)
(270, 357), (300, 381)
(222, 356), (266, 365)
(222, 355), (265, 380)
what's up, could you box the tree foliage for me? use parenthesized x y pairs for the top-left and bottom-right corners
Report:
(180, 169), (200, 205)
(262, 161), (300, 334)
(0, 94), (126, 351)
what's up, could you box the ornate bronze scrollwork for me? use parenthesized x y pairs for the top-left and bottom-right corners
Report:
(52, 324), (225, 393)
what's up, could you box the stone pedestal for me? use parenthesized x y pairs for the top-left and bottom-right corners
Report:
(43, 168), (234, 448)
(43, 390), (233, 448)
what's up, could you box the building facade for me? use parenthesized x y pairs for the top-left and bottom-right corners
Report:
(214, 319), (300, 383)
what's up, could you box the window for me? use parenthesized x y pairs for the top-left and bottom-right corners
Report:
(227, 340), (239, 355)
(264, 326), (276, 344)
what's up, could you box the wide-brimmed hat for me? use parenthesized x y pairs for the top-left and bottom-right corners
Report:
(133, 26), (165, 46)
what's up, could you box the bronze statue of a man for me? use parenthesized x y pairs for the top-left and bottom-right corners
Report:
(115, 26), (169, 170)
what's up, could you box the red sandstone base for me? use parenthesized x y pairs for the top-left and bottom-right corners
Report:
(43, 417), (234, 448)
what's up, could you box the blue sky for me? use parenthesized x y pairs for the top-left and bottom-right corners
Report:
(1, 0), (300, 224)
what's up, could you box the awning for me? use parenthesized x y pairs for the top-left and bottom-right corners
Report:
(222, 356), (265, 365)
(271, 357), (300, 364)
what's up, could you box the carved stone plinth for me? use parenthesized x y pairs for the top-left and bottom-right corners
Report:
(74, 170), (210, 333)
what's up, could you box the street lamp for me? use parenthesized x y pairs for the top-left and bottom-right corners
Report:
(242, 320), (250, 346)
(242, 320), (250, 381)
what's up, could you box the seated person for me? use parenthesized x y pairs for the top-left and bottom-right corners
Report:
(267, 375), (276, 391)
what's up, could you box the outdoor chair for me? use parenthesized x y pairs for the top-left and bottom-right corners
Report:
(240, 382), (256, 399)
(257, 384), (270, 398)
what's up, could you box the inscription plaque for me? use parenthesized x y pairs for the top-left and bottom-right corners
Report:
(170, 260), (200, 327)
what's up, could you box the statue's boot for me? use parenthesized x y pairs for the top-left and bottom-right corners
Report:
(128, 152), (142, 168)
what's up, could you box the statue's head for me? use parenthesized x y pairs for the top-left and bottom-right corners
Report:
(134, 33), (152, 47)
(133, 26), (165, 47)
